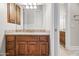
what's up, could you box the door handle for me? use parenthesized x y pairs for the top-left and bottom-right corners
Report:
(54, 28), (57, 32)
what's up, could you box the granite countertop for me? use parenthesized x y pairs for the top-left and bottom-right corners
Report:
(5, 29), (50, 35)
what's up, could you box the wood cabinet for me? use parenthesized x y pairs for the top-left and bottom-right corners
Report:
(60, 31), (65, 47)
(16, 41), (28, 56)
(6, 35), (15, 56)
(40, 42), (48, 55)
(6, 35), (49, 56)
(28, 42), (40, 56)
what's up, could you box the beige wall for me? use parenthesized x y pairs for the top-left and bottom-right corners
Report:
(0, 3), (23, 55)
(69, 4), (79, 46)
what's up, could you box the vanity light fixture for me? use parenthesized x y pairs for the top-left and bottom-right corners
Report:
(25, 3), (37, 9)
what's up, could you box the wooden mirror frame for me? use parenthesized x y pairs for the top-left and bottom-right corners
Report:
(7, 3), (21, 25)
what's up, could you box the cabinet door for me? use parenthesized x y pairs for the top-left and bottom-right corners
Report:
(6, 49), (15, 56)
(16, 35), (39, 42)
(28, 42), (40, 56)
(60, 31), (65, 47)
(16, 42), (28, 56)
(40, 42), (49, 56)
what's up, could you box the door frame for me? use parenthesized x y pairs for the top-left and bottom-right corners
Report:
(49, 3), (60, 56)
(49, 3), (54, 56)
(53, 3), (60, 56)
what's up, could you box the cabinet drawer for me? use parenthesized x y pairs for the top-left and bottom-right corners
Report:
(7, 41), (14, 45)
(6, 35), (15, 41)
(39, 36), (49, 42)
(16, 35), (39, 42)
(28, 42), (39, 45)
(6, 44), (15, 50)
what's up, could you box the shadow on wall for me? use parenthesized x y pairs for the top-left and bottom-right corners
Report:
(0, 36), (5, 56)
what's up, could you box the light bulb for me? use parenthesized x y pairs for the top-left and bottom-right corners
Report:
(34, 6), (37, 9)
(30, 6), (33, 9)
(26, 6), (29, 9)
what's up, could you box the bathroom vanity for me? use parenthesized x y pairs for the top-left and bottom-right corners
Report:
(5, 30), (50, 56)
(5, 3), (51, 56)
(60, 31), (65, 47)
